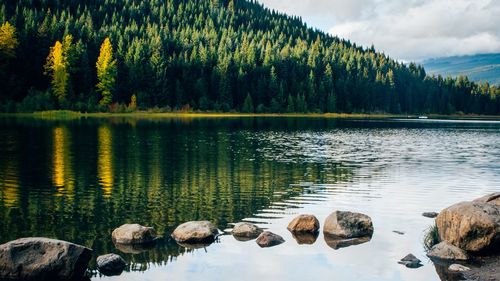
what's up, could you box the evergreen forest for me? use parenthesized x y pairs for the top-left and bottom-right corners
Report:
(0, 0), (499, 114)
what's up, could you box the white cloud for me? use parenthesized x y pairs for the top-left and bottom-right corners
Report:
(258, 0), (500, 61)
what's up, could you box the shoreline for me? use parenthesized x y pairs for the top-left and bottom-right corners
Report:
(1, 110), (500, 120)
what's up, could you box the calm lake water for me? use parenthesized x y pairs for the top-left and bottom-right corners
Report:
(1, 117), (499, 281)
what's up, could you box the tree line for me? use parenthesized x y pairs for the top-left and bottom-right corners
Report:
(0, 0), (499, 114)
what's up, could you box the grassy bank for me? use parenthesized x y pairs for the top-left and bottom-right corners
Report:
(1, 110), (500, 120)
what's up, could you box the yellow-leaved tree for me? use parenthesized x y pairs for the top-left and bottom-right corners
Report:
(44, 39), (69, 102)
(96, 38), (117, 106)
(0, 21), (18, 59)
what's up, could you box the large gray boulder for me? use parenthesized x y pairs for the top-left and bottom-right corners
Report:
(112, 224), (157, 244)
(96, 253), (126, 276)
(232, 222), (262, 239)
(0, 237), (92, 281)
(436, 193), (500, 253)
(323, 211), (374, 238)
(427, 241), (469, 261)
(171, 221), (219, 243)
(255, 231), (285, 248)
(287, 214), (320, 233)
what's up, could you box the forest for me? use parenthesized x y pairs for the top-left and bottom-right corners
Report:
(0, 0), (499, 114)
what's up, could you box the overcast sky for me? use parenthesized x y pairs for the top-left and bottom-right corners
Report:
(257, 0), (500, 62)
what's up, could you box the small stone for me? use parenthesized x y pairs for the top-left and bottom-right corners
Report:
(423, 212), (439, 218)
(398, 253), (423, 268)
(232, 222), (262, 239)
(256, 231), (285, 247)
(112, 224), (157, 245)
(171, 221), (218, 244)
(448, 264), (471, 272)
(427, 241), (469, 261)
(323, 211), (374, 238)
(287, 214), (320, 233)
(393, 230), (405, 235)
(97, 253), (126, 276)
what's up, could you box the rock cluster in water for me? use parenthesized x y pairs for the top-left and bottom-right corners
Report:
(426, 192), (500, 280)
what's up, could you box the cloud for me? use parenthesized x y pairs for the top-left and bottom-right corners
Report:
(258, 0), (500, 61)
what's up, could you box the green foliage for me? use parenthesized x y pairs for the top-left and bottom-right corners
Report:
(423, 224), (440, 251)
(0, 0), (499, 114)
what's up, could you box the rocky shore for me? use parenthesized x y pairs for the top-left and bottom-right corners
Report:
(0, 193), (498, 280)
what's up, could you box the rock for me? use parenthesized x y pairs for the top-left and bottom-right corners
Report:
(96, 254), (126, 276)
(171, 221), (219, 244)
(422, 212), (439, 218)
(0, 237), (92, 281)
(448, 264), (470, 272)
(255, 231), (285, 247)
(232, 222), (262, 239)
(473, 192), (500, 206)
(398, 253), (423, 268)
(436, 199), (500, 253)
(291, 232), (318, 245)
(324, 235), (371, 250)
(112, 224), (157, 245)
(393, 230), (405, 235)
(323, 211), (374, 238)
(113, 241), (156, 254)
(287, 214), (320, 233)
(427, 241), (469, 261)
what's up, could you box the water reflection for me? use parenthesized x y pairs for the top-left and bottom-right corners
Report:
(98, 125), (114, 198)
(52, 126), (74, 198)
(0, 117), (499, 281)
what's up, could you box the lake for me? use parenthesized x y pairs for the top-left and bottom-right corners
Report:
(0, 117), (499, 281)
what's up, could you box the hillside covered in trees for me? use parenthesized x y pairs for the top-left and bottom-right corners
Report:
(0, 0), (499, 114)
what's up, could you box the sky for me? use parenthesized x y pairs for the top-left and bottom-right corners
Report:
(257, 0), (500, 62)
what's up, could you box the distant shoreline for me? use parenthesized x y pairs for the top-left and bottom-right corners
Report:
(1, 110), (500, 121)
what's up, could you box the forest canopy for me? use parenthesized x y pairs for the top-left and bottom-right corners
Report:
(0, 0), (499, 114)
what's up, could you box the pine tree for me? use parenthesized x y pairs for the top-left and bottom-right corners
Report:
(242, 93), (254, 113)
(96, 38), (117, 107)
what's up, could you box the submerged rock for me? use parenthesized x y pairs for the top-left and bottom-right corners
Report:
(0, 237), (92, 281)
(291, 232), (319, 245)
(422, 212), (439, 218)
(171, 221), (219, 244)
(324, 234), (371, 250)
(427, 241), (469, 261)
(448, 264), (470, 272)
(112, 224), (157, 245)
(436, 194), (500, 253)
(398, 253), (423, 268)
(96, 254), (126, 276)
(256, 231), (285, 247)
(287, 214), (320, 233)
(323, 211), (374, 238)
(232, 222), (262, 239)
(114, 241), (156, 254)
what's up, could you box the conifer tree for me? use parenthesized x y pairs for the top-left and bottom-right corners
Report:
(96, 38), (117, 107)
(44, 40), (68, 102)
